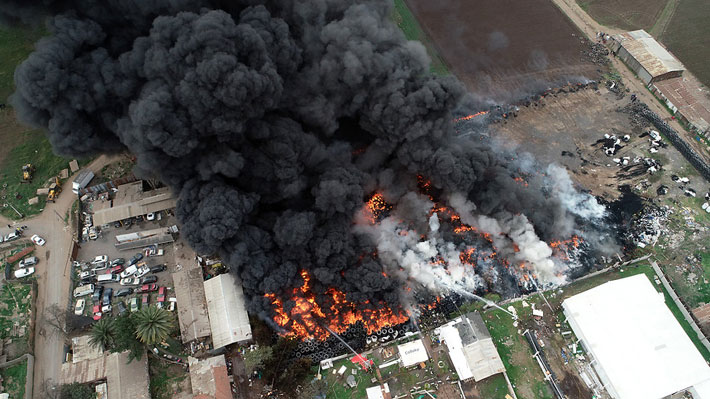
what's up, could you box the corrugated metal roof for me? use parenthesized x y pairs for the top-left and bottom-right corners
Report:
(173, 246), (211, 343)
(91, 182), (176, 226)
(188, 355), (232, 399)
(613, 30), (684, 78)
(204, 273), (253, 348)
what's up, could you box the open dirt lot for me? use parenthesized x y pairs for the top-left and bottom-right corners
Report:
(405, 0), (602, 98)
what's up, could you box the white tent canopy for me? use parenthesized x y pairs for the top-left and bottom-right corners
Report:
(563, 274), (710, 399)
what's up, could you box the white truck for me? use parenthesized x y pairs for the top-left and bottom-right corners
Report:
(72, 170), (95, 194)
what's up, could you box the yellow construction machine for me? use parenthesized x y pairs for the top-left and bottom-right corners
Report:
(47, 177), (61, 202)
(21, 164), (35, 183)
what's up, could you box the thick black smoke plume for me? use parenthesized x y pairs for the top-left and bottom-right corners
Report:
(5, 0), (613, 325)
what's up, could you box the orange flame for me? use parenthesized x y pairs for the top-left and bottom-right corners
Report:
(363, 192), (392, 224)
(453, 111), (489, 122)
(265, 270), (409, 340)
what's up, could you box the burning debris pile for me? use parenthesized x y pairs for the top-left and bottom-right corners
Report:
(5, 0), (618, 340)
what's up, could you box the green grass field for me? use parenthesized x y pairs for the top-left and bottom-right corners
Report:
(391, 0), (449, 76)
(0, 129), (78, 219)
(662, 0), (710, 87)
(0, 359), (28, 399)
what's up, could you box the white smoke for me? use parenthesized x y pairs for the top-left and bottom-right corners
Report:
(546, 164), (606, 219)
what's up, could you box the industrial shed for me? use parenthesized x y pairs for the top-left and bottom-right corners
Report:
(92, 181), (176, 226)
(562, 274), (710, 399)
(610, 30), (684, 85)
(204, 273), (253, 348)
(437, 312), (505, 382)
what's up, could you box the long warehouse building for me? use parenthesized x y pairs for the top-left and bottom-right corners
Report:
(563, 274), (710, 399)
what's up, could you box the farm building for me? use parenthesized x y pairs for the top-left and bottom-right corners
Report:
(204, 273), (253, 348)
(437, 312), (505, 382)
(610, 30), (684, 85)
(650, 77), (710, 136)
(562, 274), (710, 399)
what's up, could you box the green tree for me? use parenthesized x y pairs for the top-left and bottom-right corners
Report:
(60, 382), (94, 399)
(243, 345), (274, 374)
(132, 306), (174, 346)
(88, 318), (115, 350)
(112, 314), (145, 361)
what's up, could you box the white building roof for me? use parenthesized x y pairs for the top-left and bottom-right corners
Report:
(397, 339), (429, 367)
(204, 273), (253, 348)
(365, 383), (390, 399)
(563, 274), (710, 399)
(439, 324), (474, 381)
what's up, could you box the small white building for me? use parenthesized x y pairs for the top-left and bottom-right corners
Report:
(365, 383), (390, 399)
(563, 274), (710, 399)
(397, 339), (429, 367)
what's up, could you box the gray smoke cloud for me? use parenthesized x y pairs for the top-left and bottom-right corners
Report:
(5, 0), (612, 328)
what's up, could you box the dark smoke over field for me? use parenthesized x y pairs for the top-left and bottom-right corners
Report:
(4, 0), (615, 329)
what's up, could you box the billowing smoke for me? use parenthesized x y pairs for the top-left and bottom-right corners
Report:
(5, 0), (614, 332)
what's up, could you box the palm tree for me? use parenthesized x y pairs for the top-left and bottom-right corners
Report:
(132, 306), (174, 346)
(89, 318), (116, 350)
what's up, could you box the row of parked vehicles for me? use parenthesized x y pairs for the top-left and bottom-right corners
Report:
(72, 251), (172, 320)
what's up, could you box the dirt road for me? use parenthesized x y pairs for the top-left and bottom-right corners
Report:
(549, 0), (710, 167)
(0, 154), (119, 397)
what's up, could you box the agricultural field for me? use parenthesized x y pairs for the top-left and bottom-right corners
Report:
(576, 0), (710, 88)
(576, 0), (669, 32)
(404, 0), (602, 97)
(662, 0), (710, 87)
(391, 0), (448, 75)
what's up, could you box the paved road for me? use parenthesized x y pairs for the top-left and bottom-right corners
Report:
(0, 154), (118, 397)
(550, 0), (710, 167)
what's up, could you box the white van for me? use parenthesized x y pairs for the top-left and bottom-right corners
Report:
(73, 284), (95, 298)
(97, 274), (120, 284)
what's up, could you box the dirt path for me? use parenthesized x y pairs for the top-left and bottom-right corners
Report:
(0, 154), (119, 397)
(549, 0), (710, 167)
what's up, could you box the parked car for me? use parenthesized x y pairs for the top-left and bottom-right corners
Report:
(4, 231), (20, 242)
(92, 305), (102, 321)
(129, 297), (139, 313)
(102, 288), (113, 304)
(101, 304), (112, 313)
(31, 234), (46, 246)
(19, 256), (38, 268)
(157, 287), (166, 303)
(110, 258), (125, 267)
(146, 212), (155, 221)
(142, 294), (149, 306)
(14, 267), (35, 278)
(109, 265), (124, 274)
(92, 286), (104, 302)
(115, 288), (134, 297)
(119, 265), (138, 279)
(149, 264), (166, 274)
(141, 275), (158, 284)
(91, 255), (109, 265)
(113, 221), (122, 228)
(128, 252), (143, 266)
(136, 264), (150, 278)
(74, 299), (86, 315)
(116, 301), (128, 315)
(79, 270), (96, 280)
(79, 277), (94, 286)
(119, 277), (140, 286)
(138, 284), (157, 293)
(168, 300), (176, 312)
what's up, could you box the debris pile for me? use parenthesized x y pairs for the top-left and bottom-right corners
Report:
(625, 204), (670, 248)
